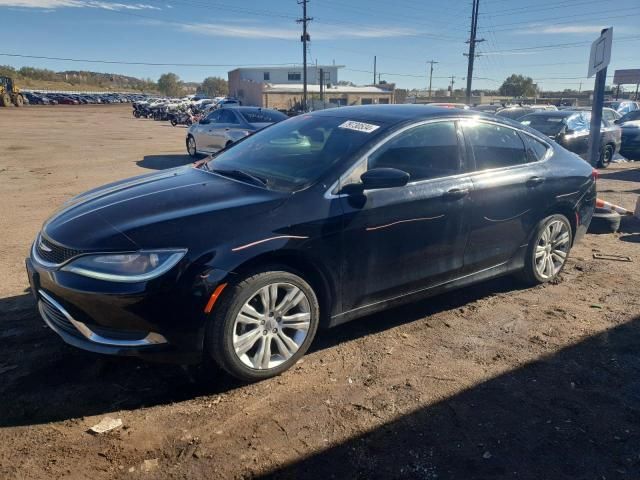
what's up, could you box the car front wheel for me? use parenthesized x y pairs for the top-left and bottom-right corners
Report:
(206, 269), (320, 382)
(186, 135), (197, 157)
(519, 214), (573, 285)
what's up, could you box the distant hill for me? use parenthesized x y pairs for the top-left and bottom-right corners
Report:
(0, 65), (159, 92)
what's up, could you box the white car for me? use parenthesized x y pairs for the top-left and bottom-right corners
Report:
(186, 107), (287, 157)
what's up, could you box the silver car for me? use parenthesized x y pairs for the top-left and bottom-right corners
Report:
(186, 107), (287, 157)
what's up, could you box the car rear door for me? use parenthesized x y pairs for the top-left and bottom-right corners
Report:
(460, 119), (551, 273)
(339, 119), (473, 312)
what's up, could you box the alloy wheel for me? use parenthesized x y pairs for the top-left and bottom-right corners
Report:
(232, 282), (311, 370)
(535, 219), (570, 280)
(187, 136), (196, 156)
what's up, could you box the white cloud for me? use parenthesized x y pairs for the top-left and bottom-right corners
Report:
(179, 23), (419, 40)
(516, 24), (624, 35)
(0, 0), (159, 10)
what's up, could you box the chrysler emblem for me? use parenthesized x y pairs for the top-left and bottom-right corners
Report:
(38, 239), (52, 252)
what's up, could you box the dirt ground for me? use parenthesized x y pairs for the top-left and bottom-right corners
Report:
(1, 105), (640, 480)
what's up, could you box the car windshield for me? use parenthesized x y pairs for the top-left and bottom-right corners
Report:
(239, 109), (288, 124)
(520, 115), (568, 136)
(205, 114), (388, 191)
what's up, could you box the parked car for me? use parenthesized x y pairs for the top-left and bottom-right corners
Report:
(618, 118), (640, 160)
(519, 110), (621, 167)
(27, 105), (596, 382)
(471, 104), (502, 113)
(186, 107), (287, 157)
(496, 106), (536, 120)
(604, 100), (639, 116)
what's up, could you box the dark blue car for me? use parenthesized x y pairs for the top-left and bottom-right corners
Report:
(26, 105), (596, 381)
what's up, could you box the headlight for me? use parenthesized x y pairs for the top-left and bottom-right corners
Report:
(61, 249), (187, 282)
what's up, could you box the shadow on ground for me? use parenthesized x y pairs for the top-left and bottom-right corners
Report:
(598, 165), (640, 182)
(261, 315), (640, 480)
(0, 276), (525, 428)
(137, 154), (194, 170)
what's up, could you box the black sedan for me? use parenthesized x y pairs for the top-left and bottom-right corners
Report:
(519, 110), (621, 168)
(26, 105), (596, 382)
(616, 111), (640, 160)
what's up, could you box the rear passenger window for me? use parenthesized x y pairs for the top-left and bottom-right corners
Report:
(521, 134), (549, 162)
(463, 122), (527, 170)
(368, 121), (460, 182)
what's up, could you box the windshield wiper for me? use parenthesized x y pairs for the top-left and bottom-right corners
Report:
(210, 168), (268, 187)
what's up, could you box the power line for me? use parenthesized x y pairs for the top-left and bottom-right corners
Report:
(0, 52), (300, 67)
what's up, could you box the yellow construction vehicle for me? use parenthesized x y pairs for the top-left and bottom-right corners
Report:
(0, 76), (24, 107)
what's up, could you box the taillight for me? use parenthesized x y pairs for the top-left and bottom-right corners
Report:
(591, 168), (599, 181)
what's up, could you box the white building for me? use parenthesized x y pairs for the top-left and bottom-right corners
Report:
(229, 65), (342, 88)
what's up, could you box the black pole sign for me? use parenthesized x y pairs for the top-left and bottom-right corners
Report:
(587, 27), (613, 167)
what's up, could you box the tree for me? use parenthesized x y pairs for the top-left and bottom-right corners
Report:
(499, 74), (537, 97)
(200, 76), (228, 97)
(157, 72), (184, 97)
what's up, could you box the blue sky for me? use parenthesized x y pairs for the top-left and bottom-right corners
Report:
(0, 0), (639, 91)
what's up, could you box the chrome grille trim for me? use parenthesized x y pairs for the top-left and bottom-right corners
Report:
(37, 290), (168, 347)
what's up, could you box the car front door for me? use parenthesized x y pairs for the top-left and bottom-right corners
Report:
(193, 110), (222, 152)
(338, 120), (473, 312)
(214, 109), (244, 150)
(460, 120), (551, 273)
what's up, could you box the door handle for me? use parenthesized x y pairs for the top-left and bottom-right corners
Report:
(443, 187), (469, 200)
(526, 176), (545, 187)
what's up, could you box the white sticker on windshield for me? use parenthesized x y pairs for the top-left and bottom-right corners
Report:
(338, 120), (380, 133)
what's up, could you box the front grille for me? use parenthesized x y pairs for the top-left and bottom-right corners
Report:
(35, 235), (83, 265)
(38, 294), (82, 338)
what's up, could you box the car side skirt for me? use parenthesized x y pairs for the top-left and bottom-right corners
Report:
(328, 246), (527, 328)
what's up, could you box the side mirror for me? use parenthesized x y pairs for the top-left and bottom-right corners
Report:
(360, 168), (410, 190)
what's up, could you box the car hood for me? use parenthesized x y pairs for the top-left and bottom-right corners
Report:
(43, 166), (288, 252)
(621, 120), (640, 129)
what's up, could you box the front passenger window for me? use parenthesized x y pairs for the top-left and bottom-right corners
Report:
(368, 121), (461, 182)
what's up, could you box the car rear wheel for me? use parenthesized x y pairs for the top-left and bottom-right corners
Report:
(186, 135), (197, 157)
(518, 214), (572, 285)
(598, 145), (613, 168)
(0, 93), (11, 107)
(206, 269), (320, 382)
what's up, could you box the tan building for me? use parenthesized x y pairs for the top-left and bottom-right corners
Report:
(228, 66), (394, 110)
(261, 84), (394, 110)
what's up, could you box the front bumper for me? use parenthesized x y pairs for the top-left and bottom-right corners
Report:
(26, 255), (228, 364)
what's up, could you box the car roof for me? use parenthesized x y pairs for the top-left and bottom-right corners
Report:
(520, 110), (576, 118)
(311, 104), (481, 123)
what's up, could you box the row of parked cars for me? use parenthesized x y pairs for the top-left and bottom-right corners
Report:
(23, 91), (147, 106)
(470, 100), (640, 165)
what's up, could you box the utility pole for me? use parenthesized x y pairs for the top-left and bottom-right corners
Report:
(373, 56), (377, 85)
(449, 75), (456, 96)
(427, 60), (438, 98)
(297, 0), (312, 112)
(464, 0), (484, 105)
(578, 81), (582, 93)
(319, 68), (324, 102)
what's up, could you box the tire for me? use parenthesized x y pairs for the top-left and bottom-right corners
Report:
(170, 119), (178, 127)
(186, 135), (197, 157)
(517, 214), (573, 285)
(13, 94), (24, 107)
(598, 145), (613, 168)
(206, 268), (320, 382)
(588, 208), (621, 234)
(133, 110), (140, 118)
(0, 93), (11, 107)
